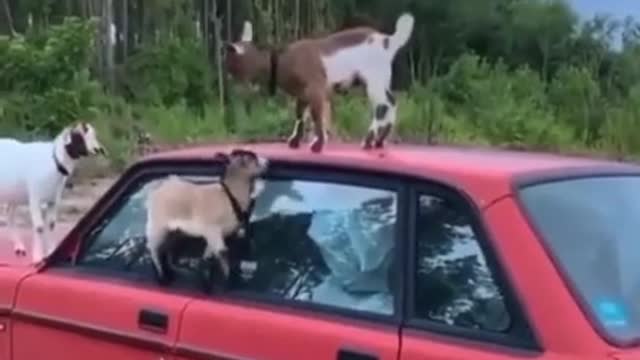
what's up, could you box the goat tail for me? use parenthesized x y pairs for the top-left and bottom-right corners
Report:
(389, 12), (415, 56)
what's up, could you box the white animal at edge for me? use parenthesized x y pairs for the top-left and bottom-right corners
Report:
(0, 122), (105, 263)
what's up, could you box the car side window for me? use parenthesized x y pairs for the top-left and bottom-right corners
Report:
(74, 172), (399, 316)
(76, 174), (220, 282)
(413, 193), (511, 332)
(236, 178), (399, 316)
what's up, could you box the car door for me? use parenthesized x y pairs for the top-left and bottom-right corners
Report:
(175, 166), (405, 360)
(10, 172), (200, 360)
(12, 270), (190, 360)
(400, 185), (542, 360)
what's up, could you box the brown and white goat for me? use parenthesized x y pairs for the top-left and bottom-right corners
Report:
(144, 149), (268, 287)
(224, 13), (415, 152)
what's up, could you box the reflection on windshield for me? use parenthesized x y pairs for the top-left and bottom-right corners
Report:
(519, 176), (640, 344)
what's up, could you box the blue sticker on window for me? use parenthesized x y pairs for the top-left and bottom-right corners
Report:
(594, 299), (628, 327)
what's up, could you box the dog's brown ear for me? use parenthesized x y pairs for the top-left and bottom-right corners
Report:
(213, 152), (231, 165)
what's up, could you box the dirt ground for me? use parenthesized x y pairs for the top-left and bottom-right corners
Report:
(0, 176), (118, 230)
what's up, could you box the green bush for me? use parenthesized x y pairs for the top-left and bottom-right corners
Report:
(123, 37), (213, 110)
(0, 17), (100, 136)
(5, 14), (640, 173)
(431, 54), (573, 148)
(548, 65), (603, 145)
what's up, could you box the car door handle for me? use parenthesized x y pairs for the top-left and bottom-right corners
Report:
(138, 308), (168, 334)
(337, 348), (378, 360)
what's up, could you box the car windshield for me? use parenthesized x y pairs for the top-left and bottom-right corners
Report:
(518, 175), (640, 345)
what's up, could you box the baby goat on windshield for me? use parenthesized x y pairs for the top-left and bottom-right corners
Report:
(0, 122), (105, 263)
(144, 149), (268, 289)
(224, 12), (415, 153)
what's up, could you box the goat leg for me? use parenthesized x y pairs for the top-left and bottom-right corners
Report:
(200, 227), (229, 292)
(199, 255), (231, 294)
(148, 245), (174, 285)
(374, 89), (397, 148)
(46, 185), (64, 232)
(27, 192), (46, 263)
(6, 204), (26, 257)
(287, 100), (308, 149)
(309, 95), (328, 153)
(145, 225), (171, 285)
(363, 83), (395, 150)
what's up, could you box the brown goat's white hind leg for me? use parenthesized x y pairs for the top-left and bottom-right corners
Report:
(374, 90), (397, 148)
(362, 82), (396, 150)
(287, 100), (308, 149)
(322, 99), (333, 142)
(309, 95), (330, 153)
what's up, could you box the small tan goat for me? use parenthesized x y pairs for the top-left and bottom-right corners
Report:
(144, 149), (268, 287)
(224, 13), (415, 153)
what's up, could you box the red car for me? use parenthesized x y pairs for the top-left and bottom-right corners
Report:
(0, 142), (638, 360)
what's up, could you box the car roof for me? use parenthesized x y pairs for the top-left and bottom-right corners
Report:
(141, 141), (640, 206)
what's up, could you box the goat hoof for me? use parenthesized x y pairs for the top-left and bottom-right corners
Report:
(374, 140), (385, 149)
(310, 139), (324, 153)
(362, 130), (376, 150)
(14, 246), (26, 257)
(287, 136), (301, 149)
(156, 273), (172, 286)
(154, 268), (174, 286)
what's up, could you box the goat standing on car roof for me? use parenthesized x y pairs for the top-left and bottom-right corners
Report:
(144, 149), (269, 291)
(0, 122), (106, 263)
(224, 12), (415, 153)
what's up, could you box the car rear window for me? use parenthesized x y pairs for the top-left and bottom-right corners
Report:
(518, 175), (640, 345)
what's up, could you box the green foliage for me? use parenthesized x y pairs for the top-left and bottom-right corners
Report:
(0, 17), (100, 135)
(6, 1), (640, 173)
(549, 65), (603, 143)
(430, 54), (570, 148)
(600, 84), (640, 156)
(123, 37), (213, 110)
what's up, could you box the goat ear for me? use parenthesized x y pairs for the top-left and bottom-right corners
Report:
(213, 152), (231, 165)
(240, 21), (253, 42)
(230, 148), (257, 159)
(225, 42), (244, 55)
(63, 130), (73, 145)
(79, 121), (89, 133)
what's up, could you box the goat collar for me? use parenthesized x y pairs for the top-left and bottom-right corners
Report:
(268, 49), (279, 96)
(221, 181), (255, 238)
(52, 148), (70, 177)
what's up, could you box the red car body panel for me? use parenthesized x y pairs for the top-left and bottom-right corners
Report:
(483, 198), (608, 354)
(144, 143), (618, 206)
(177, 299), (398, 360)
(0, 226), (72, 267)
(0, 142), (637, 359)
(0, 266), (33, 360)
(12, 271), (191, 359)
